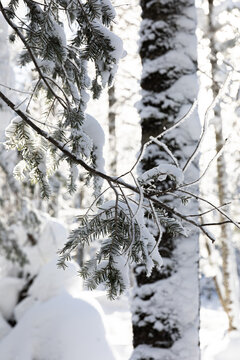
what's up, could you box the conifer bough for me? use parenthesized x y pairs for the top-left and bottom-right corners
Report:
(0, 0), (238, 298)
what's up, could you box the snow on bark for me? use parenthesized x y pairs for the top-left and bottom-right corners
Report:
(207, 0), (240, 331)
(131, 1), (200, 359)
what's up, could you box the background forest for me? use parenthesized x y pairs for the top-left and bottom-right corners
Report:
(0, 0), (240, 359)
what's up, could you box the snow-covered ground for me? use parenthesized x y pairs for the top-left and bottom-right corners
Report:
(0, 213), (239, 360)
(0, 214), (237, 360)
(91, 291), (133, 360)
(85, 284), (240, 360)
(200, 289), (240, 360)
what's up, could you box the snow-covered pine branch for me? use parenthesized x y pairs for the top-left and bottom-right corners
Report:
(2, 80), (239, 296)
(0, 0), (123, 197)
(0, 0), (239, 299)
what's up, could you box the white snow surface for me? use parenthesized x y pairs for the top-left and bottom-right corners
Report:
(0, 313), (11, 340)
(83, 113), (105, 174)
(0, 214), (120, 360)
(201, 301), (240, 360)
(0, 277), (24, 320)
(0, 292), (114, 360)
(138, 163), (184, 185)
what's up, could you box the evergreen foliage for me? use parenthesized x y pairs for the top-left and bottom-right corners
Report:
(57, 194), (185, 298)
(1, 0), (121, 197)
(1, 0), (236, 301)
(0, 220), (28, 266)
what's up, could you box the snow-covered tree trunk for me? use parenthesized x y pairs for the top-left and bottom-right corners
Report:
(131, 1), (200, 359)
(207, 0), (239, 331)
(108, 83), (117, 176)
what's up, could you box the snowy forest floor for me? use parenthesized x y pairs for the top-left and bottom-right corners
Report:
(200, 292), (240, 360)
(90, 291), (240, 360)
(88, 286), (240, 360)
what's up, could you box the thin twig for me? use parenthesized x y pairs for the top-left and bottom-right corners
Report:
(0, 90), (227, 243)
(149, 136), (179, 167)
(130, 171), (143, 220)
(149, 200), (163, 254)
(0, 83), (32, 95)
(179, 137), (230, 189)
(187, 202), (231, 218)
(26, 79), (41, 113)
(183, 73), (232, 172)
(178, 189), (240, 230)
(157, 99), (198, 139)
(201, 221), (240, 226)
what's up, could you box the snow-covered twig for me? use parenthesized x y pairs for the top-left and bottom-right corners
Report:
(156, 99), (198, 139)
(149, 136), (179, 167)
(149, 200), (163, 254)
(180, 137), (230, 189)
(178, 189), (240, 230)
(186, 202), (231, 218)
(183, 72), (232, 172)
(0, 90), (232, 243)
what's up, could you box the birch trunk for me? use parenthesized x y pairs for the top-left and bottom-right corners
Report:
(208, 0), (239, 331)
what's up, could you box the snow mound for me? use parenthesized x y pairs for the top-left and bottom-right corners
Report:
(29, 258), (82, 302)
(0, 277), (24, 320)
(214, 331), (240, 360)
(0, 292), (115, 360)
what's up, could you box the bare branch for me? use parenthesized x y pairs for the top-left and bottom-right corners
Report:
(183, 73), (232, 172)
(0, 83), (32, 95)
(178, 189), (240, 230)
(0, 90), (230, 243)
(200, 221), (240, 226)
(157, 99), (198, 139)
(187, 202), (231, 218)
(149, 136), (179, 167)
(180, 137), (230, 189)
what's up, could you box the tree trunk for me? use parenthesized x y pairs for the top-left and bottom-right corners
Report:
(208, 0), (239, 331)
(131, 1), (200, 359)
(108, 83), (117, 176)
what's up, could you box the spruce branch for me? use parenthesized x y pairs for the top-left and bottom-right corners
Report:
(1, 0), (239, 298)
(0, 89), (225, 244)
(0, 1), (68, 109)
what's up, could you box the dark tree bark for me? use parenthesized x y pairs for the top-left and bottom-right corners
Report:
(108, 84), (117, 176)
(131, 1), (200, 359)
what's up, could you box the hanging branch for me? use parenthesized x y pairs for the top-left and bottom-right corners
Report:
(0, 2), (68, 109)
(1, 0), (239, 298)
(0, 89), (218, 243)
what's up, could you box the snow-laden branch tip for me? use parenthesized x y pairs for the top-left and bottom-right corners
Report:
(0, 89), (220, 246)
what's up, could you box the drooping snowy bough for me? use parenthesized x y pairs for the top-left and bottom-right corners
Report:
(0, 0), (238, 306)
